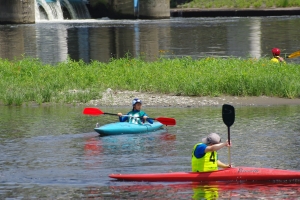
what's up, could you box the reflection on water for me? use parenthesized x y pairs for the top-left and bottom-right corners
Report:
(0, 105), (299, 199)
(106, 182), (299, 199)
(249, 17), (261, 59)
(192, 183), (219, 199)
(1, 182), (299, 199)
(0, 16), (300, 64)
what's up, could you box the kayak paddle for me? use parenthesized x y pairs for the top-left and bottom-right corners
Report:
(222, 104), (235, 167)
(287, 50), (300, 59)
(83, 107), (176, 126)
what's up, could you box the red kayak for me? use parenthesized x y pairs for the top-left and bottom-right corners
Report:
(109, 167), (300, 182)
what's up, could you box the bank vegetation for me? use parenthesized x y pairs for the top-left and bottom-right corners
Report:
(0, 56), (299, 106)
(171, 0), (300, 9)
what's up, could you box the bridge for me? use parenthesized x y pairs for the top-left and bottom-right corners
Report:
(0, 0), (170, 24)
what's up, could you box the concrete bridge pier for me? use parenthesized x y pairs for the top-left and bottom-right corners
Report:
(139, 0), (170, 19)
(108, 0), (170, 19)
(0, 0), (35, 24)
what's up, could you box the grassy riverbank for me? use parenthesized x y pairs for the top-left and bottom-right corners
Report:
(172, 0), (300, 9)
(0, 56), (299, 106)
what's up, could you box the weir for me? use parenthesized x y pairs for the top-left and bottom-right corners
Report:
(35, 0), (91, 21)
(0, 0), (170, 24)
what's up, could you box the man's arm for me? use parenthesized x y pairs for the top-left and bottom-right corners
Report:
(204, 140), (230, 152)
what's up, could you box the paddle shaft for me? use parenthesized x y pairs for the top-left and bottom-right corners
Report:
(227, 126), (231, 166)
(104, 112), (155, 121)
(83, 107), (176, 126)
(103, 112), (118, 116)
(99, 112), (168, 125)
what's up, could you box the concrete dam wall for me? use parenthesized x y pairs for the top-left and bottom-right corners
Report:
(0, 0), (35, 24)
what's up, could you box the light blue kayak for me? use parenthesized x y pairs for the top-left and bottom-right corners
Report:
(94, 122), (163, 135)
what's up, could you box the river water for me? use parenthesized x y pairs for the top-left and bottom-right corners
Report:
(1, 16), (300, 199)
(0, 16), (300, 64)
(0, 105), (299, 199)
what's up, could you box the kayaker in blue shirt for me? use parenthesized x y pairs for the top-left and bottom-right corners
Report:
(192, 133), (231, 172)
(117, 98), (154, 124)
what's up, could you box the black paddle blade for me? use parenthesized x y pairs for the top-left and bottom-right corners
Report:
(222, 104), (235, 127)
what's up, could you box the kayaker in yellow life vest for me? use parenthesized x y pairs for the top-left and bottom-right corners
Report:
(271, 48), (285, 63)
(192, 133), (231, 172)
(117, 98), (154, 124)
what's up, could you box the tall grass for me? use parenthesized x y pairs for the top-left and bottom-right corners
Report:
(0, 56), (299, 106)
(176, 0), (300, 9)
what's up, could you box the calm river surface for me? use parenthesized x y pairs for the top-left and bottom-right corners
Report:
(0, 16), (300, 64)
(0, 105), (299, 199)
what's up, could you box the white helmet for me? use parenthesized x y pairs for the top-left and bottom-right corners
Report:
(132, 98), (142, 106)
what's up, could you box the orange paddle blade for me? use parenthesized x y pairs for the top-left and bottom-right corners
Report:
(83, 107), (104, 116)
(287, 50), (300, 59)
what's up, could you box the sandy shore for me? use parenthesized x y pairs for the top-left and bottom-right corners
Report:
(87, 89), (300, 107)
